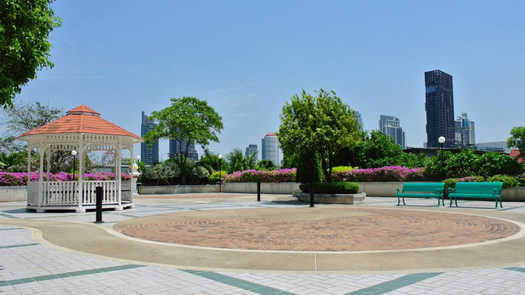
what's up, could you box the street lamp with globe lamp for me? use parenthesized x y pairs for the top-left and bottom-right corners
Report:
(71, 150), (77, 180)
(438, 136), (446, 181)
(218, 154), (223, 193)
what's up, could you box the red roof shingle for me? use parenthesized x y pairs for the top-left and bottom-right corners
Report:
(16, 105), (143, 141)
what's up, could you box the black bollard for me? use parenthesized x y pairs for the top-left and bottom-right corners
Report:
(257, 181), (261, 201)
(95, 186), (104, 223)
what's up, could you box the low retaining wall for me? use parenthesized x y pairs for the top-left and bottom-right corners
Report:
(356, 182), (401, 197)
(5, 183), (525, 202)
(0, 186), (27, 202)
(138, 184), (220, 195)
(295, 192), (366, 204)
(224, 182), (300, 194)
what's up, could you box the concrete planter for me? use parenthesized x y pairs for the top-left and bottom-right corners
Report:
(138, 184), (220, 195)
(137, 182), (301, 195)
(0, 186), (27, 202)
(356, 182), (403, 197)
(224, 182), (300, 194)
(501, 187), (525, 202)
(294, 191), (366, 204)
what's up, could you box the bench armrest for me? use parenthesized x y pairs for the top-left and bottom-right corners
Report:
(396, 188), (401, 193)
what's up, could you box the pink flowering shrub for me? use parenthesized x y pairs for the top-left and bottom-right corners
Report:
(0, 171), (130, 186)
(223, 168), (297, 183)
(332, 166), (425, 182)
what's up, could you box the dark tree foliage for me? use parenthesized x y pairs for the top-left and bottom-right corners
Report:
(1, 0), (62, 107)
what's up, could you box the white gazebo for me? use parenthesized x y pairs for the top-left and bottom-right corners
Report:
(16, 105), (143, 213)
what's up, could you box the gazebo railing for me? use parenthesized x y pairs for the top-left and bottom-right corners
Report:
(81, 181), (119, 205)
(29, 181), (120, 207)
(43, 181), (79, 205)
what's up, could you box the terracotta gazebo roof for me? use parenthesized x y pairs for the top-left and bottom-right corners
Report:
(16, 105), (143, 142)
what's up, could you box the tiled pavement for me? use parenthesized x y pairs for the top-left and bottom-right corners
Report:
(2, 195), (525, 294)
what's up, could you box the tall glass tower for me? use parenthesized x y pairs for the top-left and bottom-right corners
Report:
(379, 115), (406, 149)
(425, 70), (455, 148)
(140, 111), (159, 165)
(261, 132), (280, 166)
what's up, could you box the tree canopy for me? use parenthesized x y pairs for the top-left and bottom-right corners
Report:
(144, 97), (223, 183)
(1, 100), (62, 153)
(508, 126), (525, 161)
(226, 148), (256, 173)
(0, 0), (62, 108)
(278, 89), (361, 182)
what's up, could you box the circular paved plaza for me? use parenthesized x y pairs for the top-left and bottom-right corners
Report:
(117, 208), (521, 252)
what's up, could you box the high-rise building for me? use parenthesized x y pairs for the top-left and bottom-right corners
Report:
(169, 139), (199, 161)
(140, 111), (159, 165)
(455, 112), (475, 148)
(379, 115), (406, 149)
(355, 111), (364, 131)
(245, 144), (258, 161)
(261, 132), (280, 166)
(425, 70), (455, 148)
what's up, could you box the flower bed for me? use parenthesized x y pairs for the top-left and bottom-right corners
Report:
(0, 171), (131, 186)
(332, 166), (424, 182)
(224, 168), (296, 183)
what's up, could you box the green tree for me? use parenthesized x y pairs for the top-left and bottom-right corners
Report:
(0, 100), (65, 172)
(144, 97), (223, 184)
(278, 89), (361, 183)
(226, 148), (256, 173)
(507, 126), (525, 162)
(337, 130), (404, 168)
(142, 161), (180, 185)
(199, 148), (227, 172)
(1, 0), (62, 108)
(1, 100), (63, 152)
(477, 152), (522, 177)
(255, 159), (276, 170)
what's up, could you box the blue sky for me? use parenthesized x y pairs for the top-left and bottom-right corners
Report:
(11, 0), (525, 160)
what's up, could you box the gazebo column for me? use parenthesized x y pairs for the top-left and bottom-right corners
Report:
(76, 135), (86, 213)
(46, 148), (51, 183)
(115, 140), (123, 211)
(26, 147), (31, 206)
(37, 147), (45, 213)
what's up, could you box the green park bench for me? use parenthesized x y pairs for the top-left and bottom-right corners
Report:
(448, 182), (503, 209)
(396, 183), (445, 206)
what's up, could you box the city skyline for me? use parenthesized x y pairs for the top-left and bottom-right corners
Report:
(4, 1), (524, 158)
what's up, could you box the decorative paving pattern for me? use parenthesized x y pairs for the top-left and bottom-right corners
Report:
(119, 208), (522, 251)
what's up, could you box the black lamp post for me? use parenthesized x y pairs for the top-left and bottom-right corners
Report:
(218, 153), (223, 193)
(438, 136), (446, 181)
(71, 150), (77, 180)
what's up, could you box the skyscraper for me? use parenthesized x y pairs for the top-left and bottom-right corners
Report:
(261, 132), (280, 166)
(425, 70), (455, 148)
(455, 112), (476, 148)
(169, 139), (199, 161)
(140, 111), (159, 165)
(245, 144), (258, 161)
(355, 111), (364, 131)
(379, 115), (406, 149)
